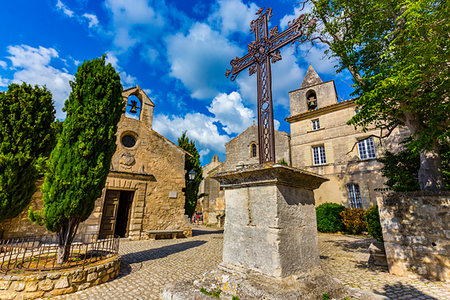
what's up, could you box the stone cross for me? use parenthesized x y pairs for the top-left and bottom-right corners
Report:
(226, 7), (316, 164)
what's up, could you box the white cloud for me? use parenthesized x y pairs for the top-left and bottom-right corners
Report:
(82, 13), (99, 28)
(209, 0), (259, 35)
(208, 92), (254, 134)
(166, 22), (241, 99)
(236, 47), (306, 108)
(0, 76), (9, 87)
(298, 44), (339, 74)
(105, 52), (137, 87)
(104, 0), (166, 51)
(0, 60), (6, 69)
(56, 0), (74, 17)
(153, 112), (231, 154)
(7, 45), (73, 118)
(280, 2), (313, 30)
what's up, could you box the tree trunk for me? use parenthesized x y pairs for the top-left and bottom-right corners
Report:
(403, 111), (444, 191)
(56, 219), (79, 264)
(418, 142), (443, 191)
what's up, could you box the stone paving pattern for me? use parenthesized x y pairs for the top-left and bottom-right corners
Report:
(57, 226), (449, 300)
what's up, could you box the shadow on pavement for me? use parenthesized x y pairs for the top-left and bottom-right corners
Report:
(373, 282), (438, 300)
(192, 229), (223, 236)
(119, 240), (207, 276)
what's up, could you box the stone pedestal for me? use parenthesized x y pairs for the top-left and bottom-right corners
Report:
(162, 165), (362, 299)
(213, 164), (326, 278)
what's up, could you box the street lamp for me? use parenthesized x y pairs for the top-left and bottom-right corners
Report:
(188, 170), (196, 181)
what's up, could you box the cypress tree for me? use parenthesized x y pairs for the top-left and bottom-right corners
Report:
(0, 83), (55, 222)
(31, 56), (123, 263)
(178, 131), (203, 217)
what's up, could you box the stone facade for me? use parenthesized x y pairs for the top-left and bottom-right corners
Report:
(198, 125), (291, 225)
(0, 256), (120, 299)
(286, 66), (408, 209)
(0, 86), (190, 240)
(377, 191), (450, 281)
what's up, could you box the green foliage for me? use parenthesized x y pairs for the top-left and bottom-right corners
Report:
(277, 158), (288, 166)
(316, 203), (345, 233)
(200, 288), (222, 299)
(340, 208), (367, 234)
(379, 142), (449, 191)
(232, 296), (240, 300)
(178, 131), (203, 217)
(322, 293), (331, 300)
(36, 56), (123, 236)
(309, 0), (449, 190)
(365, 206), (384, 242)
(0, 83), (55, 222)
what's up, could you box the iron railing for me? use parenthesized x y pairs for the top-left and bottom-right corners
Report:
(0, 234), (119, 274)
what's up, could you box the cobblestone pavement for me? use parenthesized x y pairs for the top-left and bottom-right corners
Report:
(318, 233), (450, 300)
(57, 227), (449, 299)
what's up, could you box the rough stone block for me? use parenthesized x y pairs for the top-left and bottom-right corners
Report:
(86, 272), (98, 282)
(54, 277), (69, 289)
(25, 281), (38, 292)
(0, 281), (10, 290)
(49, 287), (75, 296)
(38, 279), (54, 291)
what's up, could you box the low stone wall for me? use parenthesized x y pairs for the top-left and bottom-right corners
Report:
(0, 256), (121, 299)
(377, 191), (449, 281)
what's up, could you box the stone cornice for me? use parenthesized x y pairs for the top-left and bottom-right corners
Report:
(285, 99), (355, 123)
(211, 164), (328, 190)
(108, 170), (156, 181)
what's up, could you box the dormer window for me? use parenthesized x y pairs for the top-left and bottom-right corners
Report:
(125, 95), (142, 120)
(306, 90), (317, 110)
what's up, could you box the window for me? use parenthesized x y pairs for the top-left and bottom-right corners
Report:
(347, 184), (362, 208)
(312, 145), (326, 165)
(306, 90), (317, 110)
(121, 134), (136, 148)
(358, 137), (376, 160)
(312, 119), (320, 130)
(251, 143), (257, 158)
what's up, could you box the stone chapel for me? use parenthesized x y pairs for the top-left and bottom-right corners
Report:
(0, 86), (191, 239)
(199, 66), (408, 224)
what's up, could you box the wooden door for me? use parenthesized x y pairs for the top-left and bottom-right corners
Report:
(99, 190), (120, 238)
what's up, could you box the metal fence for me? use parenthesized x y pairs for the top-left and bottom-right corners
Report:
(0, 234), (120, 274)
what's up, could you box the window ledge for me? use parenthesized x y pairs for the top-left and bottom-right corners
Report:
(358, 158), (377, 162)
(311, 163), (329, 167)
(307, 128), (325, 133)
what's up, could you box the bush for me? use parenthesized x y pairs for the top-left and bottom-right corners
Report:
(316, 203), (345, 233)
(340, 208), (367, 234)
(365, 205), (383, 242)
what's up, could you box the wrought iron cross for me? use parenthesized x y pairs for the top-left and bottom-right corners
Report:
(226, 7), (316, 164)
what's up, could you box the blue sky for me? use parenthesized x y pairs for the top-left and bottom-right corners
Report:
(0, 0), (354, 165)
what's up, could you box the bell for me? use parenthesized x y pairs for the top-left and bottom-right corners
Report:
(128, 100), (139, 114)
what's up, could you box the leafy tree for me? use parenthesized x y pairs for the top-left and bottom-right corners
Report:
(307, 0), (449, 191)
(379, 142), (449, 191)
(0, 83), (55, 222)
(178, 131), (203, 217)
(30, 56), (123, 263)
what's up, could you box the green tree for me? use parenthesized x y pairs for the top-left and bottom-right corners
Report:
(0, 83), (55, 222)
(177, 131), (203, 217)
(30, 56), (123, 263)
(379, 142), (449, 191)
(308, 0), (449, 191)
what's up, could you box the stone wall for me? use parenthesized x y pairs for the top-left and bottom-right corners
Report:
(377, 191), (450, 281)
(0, 256), (120, 299)
(224, 124), (291, 170)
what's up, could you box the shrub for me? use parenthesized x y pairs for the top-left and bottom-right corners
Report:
(316, 203), (345, 233)
(365, 205), (383, 242)
(340, 208), (367, 234)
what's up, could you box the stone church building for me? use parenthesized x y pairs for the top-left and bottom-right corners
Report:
(0, 86), (191, 239)
(200, 66), (408, 224)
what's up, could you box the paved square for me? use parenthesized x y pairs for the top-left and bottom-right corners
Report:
(56, 227), (449, 299)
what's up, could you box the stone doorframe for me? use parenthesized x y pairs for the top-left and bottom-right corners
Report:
(97, 171), (156, 240)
